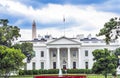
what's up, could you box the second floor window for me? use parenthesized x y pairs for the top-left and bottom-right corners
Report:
(41, 51), (44, 57)
(85, 50), (88, 56)
(53, 51), (56, 57)
(73, 51), (76, 57)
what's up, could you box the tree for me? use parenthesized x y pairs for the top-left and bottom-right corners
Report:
(0, 19), (8, 26)
(92, 48), (117, 78)
(0, 19), (24, 78)
(0, 19), (21, 47)
(114, 48), (120, 56)
(114, 48), (120, 66)
(97, 18), (119, 44)
(12, 42), (35, 63)
(0, 46), (25, 78)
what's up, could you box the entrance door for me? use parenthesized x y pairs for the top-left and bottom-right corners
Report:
(63, 65), (66, 69)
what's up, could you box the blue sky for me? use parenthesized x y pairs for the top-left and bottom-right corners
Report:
(0, 0), (120, 40)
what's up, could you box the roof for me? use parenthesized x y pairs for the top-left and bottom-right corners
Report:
(20, 38), (47, 42)
(80, 37), (100, 41)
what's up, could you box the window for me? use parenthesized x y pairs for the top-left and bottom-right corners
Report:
(33, 51), (36, 57)
(85, 62), (88, 69)
(24, 63), (27, 70)
(53, 62), (56, 69)
(41, 62), (44, 69)
(53, 52), (56, 57)
(73, 62), (76, 69)
(32, 62), (35, 70)
(62, 51), (66, 57)
(73, 51), (76, 57)
(85, 50), (88, 56)
(41, 51), (44, 57)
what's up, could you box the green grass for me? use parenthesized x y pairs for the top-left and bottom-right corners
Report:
(5, 74), (120, 78)
(9, 76), (33, 78)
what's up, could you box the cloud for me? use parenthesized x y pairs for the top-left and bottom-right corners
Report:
(92, 0), (120, 13)
(0, 0), (120, 40)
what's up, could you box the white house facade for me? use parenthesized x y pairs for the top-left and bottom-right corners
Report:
(22, 35), (120, 70)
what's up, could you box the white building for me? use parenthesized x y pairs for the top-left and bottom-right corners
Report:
(21, 21), (120, 70)
(22, 34), (119, 70)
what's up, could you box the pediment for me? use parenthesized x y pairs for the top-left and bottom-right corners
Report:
(47, 36), (81, 45)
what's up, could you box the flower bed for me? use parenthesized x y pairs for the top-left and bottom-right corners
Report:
(34, 75), (86, 78)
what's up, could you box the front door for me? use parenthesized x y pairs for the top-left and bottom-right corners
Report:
(63, 65), (66, 69)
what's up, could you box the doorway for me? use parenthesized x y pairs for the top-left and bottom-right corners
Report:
(63, 65), (66, 69)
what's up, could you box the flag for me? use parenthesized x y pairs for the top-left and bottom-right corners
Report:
(63, 16), (65, 22)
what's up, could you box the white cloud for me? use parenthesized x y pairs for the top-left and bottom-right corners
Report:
(0, 0), (120, 40)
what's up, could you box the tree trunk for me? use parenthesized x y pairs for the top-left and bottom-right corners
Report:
(4, 70), (10, 78)
(105, 74), (107, 78)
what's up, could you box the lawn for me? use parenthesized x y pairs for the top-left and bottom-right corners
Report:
(6, 74), (120, 78)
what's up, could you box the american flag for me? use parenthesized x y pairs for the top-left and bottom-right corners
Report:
(63, 16), (65, 22)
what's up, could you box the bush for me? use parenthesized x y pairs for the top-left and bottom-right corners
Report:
(19, 70), (24, 75)
(47, 69), (58, 74)
(33, 70), (39, 75)
(18, 69), (92, 75)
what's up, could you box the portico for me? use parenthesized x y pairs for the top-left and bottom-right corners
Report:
(47, 47), (81, 69)
(46, 37), (81, 69)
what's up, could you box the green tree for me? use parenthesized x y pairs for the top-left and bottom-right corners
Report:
(0, 19), (21, 47)
(0, 46), (25, 78)
(114, 48), (120, 56)
(92, 48), (117, 78)
(0, 19), (24, 78)
(114, 48), (120, 66)
(13, 42), (35, 63)
(0, 19), (8, 26)
(97, 17), (119, 44)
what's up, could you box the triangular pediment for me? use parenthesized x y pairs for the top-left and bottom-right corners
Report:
(47, 36), (81, 45)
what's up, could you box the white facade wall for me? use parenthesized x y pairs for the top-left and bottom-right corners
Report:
(24, 36), (120, 70)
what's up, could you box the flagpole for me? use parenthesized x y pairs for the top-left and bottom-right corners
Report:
(63, 15), (65, 36)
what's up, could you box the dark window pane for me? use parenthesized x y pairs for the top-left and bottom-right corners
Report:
(41, 51), (44, 57)
(85, 50), (88, 56)
(73, 62), (76, 69)
(41, 62), (44, 69)
(53, 62), (56, 69)
(32, 62), (35, 70)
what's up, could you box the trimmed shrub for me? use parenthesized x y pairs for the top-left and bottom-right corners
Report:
(19, 70), (24, 75)
(47, 69), (58, 74)
(18, 69), (92, 75)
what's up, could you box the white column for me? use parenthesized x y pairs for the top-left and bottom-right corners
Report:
(57, 48), (60, 69)
(46, 48), (50, 69)
(78, 48), (81, 68)
(68, 48), (71, 69)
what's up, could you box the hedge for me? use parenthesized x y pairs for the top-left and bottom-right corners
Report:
(19, 69), (92, 75)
